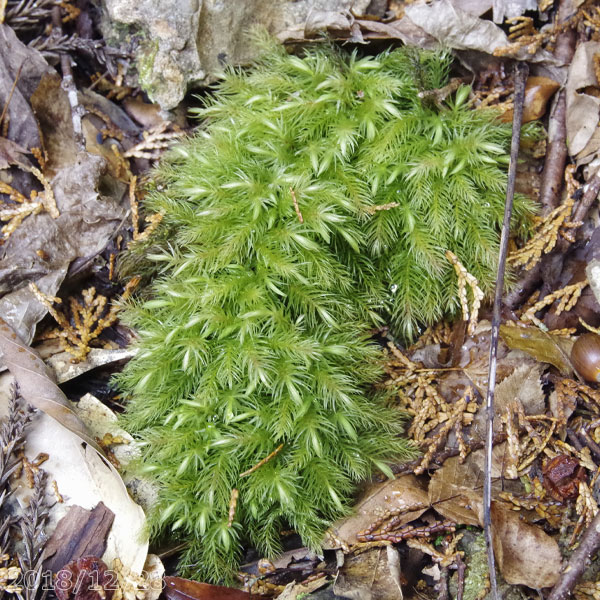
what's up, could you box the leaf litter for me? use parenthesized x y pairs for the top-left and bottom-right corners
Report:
(3, 0), (600, 599)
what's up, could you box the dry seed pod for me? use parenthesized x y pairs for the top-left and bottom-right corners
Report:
(571, 333), (600, 382)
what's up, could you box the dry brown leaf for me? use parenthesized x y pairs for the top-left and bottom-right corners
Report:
(489, 501), (561, 588)
(428, 454), (482, 526)
(428, 451), (561, 588)
(502, 76), (561, 123)
(428, 445), (521, 525)
(523, 76), (561, 122)
(0, 137), (30, 169)
(324, 475), (428, 549)
(0, 316), (102, 453)
(333, 546), (403, 600)
(403, 0), (557, 63)
(499, 324), (574, 375)
(472, 362), (545, 437)
(566, 41), (600, 164)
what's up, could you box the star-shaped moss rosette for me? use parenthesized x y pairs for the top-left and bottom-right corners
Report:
(116, 41), (534, 581)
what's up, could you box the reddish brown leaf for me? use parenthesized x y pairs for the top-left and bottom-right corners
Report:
(164, 576), (257, 600)
(55, 556), (115, 600)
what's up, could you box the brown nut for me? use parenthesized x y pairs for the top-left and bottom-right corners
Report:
(571, 333), (600, 383)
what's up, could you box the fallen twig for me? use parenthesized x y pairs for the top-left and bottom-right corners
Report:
(51, 6), (85, 151)
(483, 60), (528, 600)
(548, 510), (600, 600)
(456, 555), (466, 600)
(437, 566), (449, 600)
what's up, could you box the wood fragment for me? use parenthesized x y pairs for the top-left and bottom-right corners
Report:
(42, 502), (115, 573)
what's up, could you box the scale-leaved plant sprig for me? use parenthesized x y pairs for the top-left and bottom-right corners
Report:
(117, 40), (534, 582)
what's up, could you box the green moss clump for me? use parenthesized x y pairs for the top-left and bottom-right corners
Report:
(117, 42), (534, 582)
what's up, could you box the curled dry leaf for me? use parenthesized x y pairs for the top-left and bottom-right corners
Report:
(403, 0), (557, 62)
(0, 137), (31, 170)
(499, 324), (574, 375)
(323, 475), (429, 550)
(0, 316), (102, 453)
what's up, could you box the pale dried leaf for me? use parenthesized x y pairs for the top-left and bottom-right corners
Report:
(0, 137), (30, 169)
(566, 41), (600, 162)
(278, 576), (328, 600)
(333, 546), (403, 600)
(0, 316), (102, 453)
(324, 475), (428, 550)
(403, 0), (557, 62)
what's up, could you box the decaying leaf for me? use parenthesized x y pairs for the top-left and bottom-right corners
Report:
(324, 475), (429, 550)
(500, 324), (574, 375)
(566, 41), (600, 164)
(0, 151), (127, 345)
(0, 24), (50, 154)
(164, 576), (255, 600)
(333, 546), (403, 600)
(471, 362), (546, 437)
(428, 453), (484, 526)
(0, 137), (30, 169)
(0, 316), (102, 453)
(428, 450), (562, 588)
(490, 502), (561, 588)
(404, 0), (557, 62)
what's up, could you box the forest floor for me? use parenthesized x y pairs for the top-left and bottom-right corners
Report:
(1, 1), (600, 599)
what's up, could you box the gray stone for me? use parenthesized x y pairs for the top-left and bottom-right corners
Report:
(100, 0), (364, 110)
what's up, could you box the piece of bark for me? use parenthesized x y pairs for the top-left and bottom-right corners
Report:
(43, 502), (115, 573)
(538, 0), (577, 213)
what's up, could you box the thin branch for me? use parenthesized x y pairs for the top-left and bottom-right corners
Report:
(456, 555), (466, 600)
(239, 443), (284, 477)
(483, 60), (529, 600)
(548, 510), (600, 600)
(51, 6), (85, 151)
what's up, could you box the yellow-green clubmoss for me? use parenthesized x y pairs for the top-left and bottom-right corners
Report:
(117, 41), (535, 582)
